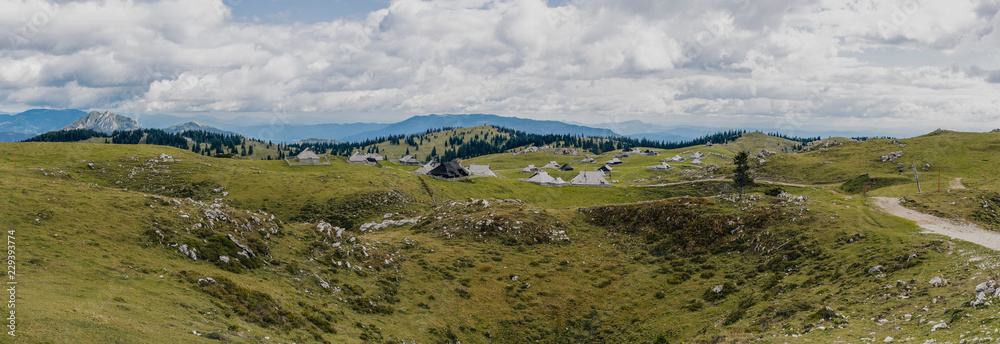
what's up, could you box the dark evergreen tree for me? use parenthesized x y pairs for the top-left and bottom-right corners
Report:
(733, 151), (754, 200)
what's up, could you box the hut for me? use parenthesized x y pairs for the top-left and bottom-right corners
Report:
(398, 155), (421, 165)
(630, 148), (644, 155)
(467, 164), (498, 177)
(542, 161), (561, 169)
(706, 141), (714, 147)
(615, 152), (630, 159)
(691, 159), (704, 165)
(663, 155), (685, 162)
(581, 157), (596, 164)
(414, 161), (441, 175)
(648, 162), (672, 171)
(296, 149), (320, 164)
(690, 151), (705, 160)
(597, 165), (614, 173)
(520, 165), (540, 174)
(427, 161), (469, 179)
(644, 149), (659, 156)
(524, 172), (566, 187)
(558, 163), (574, 171)
(365, 153), (385, 161)
(348, 152), (369, 164)
(606, 158), (623, 166)
(571, 171), (612, 187)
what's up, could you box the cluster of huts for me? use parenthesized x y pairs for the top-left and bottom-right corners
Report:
(330, 146), (713, 188)
(406, 159), (612, 187)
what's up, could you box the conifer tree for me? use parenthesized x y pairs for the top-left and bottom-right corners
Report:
(733, 151), (754, 200)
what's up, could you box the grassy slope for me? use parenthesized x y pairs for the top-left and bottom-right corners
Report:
(722, 131), (801, 155)
(361, 126), (512, 162)
(3, 136), (1000, 343)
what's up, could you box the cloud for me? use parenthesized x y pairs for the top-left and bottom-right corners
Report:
(989, 70), (1000, 83)
(0, 0), (997, 134)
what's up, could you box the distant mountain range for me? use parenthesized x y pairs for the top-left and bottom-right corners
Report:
(6, 108), (900, 144)
(0, 109), (87, 141)
(62, 111), (140, 134)
(228, 123), (389, 143)
(340, 114), (617, 142)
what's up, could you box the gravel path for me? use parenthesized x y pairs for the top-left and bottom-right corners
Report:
(872, 197), (1000, 251)
(639, 178), (813, 188)
(950, 178), (966, 189)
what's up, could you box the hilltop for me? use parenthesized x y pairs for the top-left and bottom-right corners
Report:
(163, 121), (233, 135)
(62, 110), (140, 134)
(723, 131), (803, 155)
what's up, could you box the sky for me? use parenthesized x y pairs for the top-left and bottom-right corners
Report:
(1, 0), (999, 136)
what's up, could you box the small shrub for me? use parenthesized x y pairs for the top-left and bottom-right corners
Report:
(764, 187), (784, 197)
(723, 308), (746, 325)
(702, 283), (737, 302)
(807, 306), (837, 321)
(666, 273), (691, 285)
(682, 300), (704, 312)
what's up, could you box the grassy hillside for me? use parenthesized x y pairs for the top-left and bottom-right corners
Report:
(362, 126), (512, 162)
(722, 131), (802, 155)
(5, 137), (1000, 343)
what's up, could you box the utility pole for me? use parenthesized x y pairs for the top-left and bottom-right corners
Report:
(913, 162), (921, 193)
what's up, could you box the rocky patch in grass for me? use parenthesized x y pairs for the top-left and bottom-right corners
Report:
(294, 189), (414, 230)
(411, 198), (570, 245)
(143, 194), (280, 272)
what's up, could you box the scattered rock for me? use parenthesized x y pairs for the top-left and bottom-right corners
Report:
(881, 151), (904, 163)
(712, 285), (724, 294)
(196, 277), (217, 286)
(931, 323), (949, 331)
(868, 265), (884, 273)
(219, 255), (230, 263)
(975, 280), (995, 294)
(929, 276), (946, 286)
(359, 217), (424, 233)
(178, 244), (198, 260)
(884, 336), (894, 343)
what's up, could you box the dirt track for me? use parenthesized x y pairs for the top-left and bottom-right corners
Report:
(872, 197), (1000, 251)
(950, 178), (966, 189)
(639, 179), (813, 188)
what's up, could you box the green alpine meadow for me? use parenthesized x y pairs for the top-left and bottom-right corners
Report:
(7, 127), (1000, 343)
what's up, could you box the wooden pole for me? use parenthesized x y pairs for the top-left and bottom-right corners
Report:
(913, 162), (921, 194)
